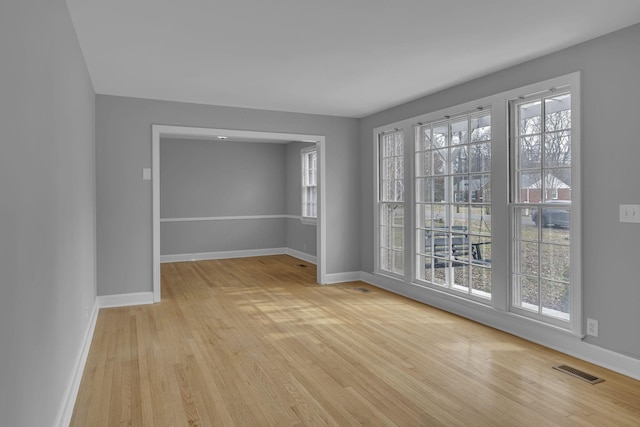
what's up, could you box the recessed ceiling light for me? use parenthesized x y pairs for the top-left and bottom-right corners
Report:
(217, 136), (228, 140)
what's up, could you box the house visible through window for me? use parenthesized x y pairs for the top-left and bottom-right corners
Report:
(301, 146), (317, 220)
(511, 89), (575, 325)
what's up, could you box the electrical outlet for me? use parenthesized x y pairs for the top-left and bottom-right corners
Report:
(586, 318), (598, 337)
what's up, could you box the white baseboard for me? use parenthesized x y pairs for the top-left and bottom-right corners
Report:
(54, 301), (99, 427)
(161, 248), (288, 263)
(360, 271), (640, 381)
(325, 271), (362, 284)
(97, 292), (155, 308)
(285, 248), (317, 265)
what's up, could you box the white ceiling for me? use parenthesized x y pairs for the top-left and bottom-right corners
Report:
(65, 0), (640, 118)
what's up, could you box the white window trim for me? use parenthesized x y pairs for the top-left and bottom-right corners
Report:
(372, 72), (581, 336)
(508, 78), (581, 335)
(374, 129), (408, 280)
(301, 145), (318, 224)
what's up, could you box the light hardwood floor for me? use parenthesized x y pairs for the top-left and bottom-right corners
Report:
(71, 255), (640, 426)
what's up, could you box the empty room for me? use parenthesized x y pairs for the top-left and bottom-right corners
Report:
(2, 1), (640, 426)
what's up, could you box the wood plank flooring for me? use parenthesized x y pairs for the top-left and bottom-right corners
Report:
(71, 255), (640, 426)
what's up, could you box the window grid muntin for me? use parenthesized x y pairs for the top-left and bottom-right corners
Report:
(511, 88), (572, 323)
(379, 131), (405, 276)
(415, 110), (491, 299)
(302, 147), (318, 219)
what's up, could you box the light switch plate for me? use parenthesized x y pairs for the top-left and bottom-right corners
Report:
(142, 168), (151, 181)
(619, 204), (640, 223)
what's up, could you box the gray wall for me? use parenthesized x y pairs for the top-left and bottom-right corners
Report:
(286, 142), (317, 256)
(0, 0), (96, 425)
(160, 138), (287, 254)
(96, 95), (360, 295)
(360, 24), (640, 359)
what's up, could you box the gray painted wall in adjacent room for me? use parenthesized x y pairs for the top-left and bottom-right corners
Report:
(160, 138), (287, 255)
(360, 24), (640, 359)
(161, 219), (286, 255)
(286, 142), (317, 257)
(160, 138), (286, 217)
(96, 95), (360, 295)
(0, 0), (97, 425)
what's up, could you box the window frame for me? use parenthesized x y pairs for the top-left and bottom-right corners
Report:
(301, 145), (318, 224)
(375, 130), (406, 279)
(414, 110), (493, 303)
(508, 84), (581, 333)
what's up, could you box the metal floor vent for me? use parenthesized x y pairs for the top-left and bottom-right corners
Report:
(297, 264), (307, 268)
(353, 287), (371, 293)
(553, 364), (604, 384)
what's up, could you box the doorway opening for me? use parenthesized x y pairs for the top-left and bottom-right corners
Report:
(151, 125), (327, 302)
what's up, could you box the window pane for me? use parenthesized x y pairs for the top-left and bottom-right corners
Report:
(541, 243), (570, 282)
(391, 227), (404, 250)
(472, 265), (491, 297)
(453, 176), (468, 202)
(517, 171), (541, 202)
(433, 267), (447, 286)
(380, 226), (390, 248)
(519, 136), (541, 170)
(433, 149), (448, 175)
(433, 177), (447, 203)
(514, 207), (536, 241)
(517, 275), (540, 312)
(381, 158), (392, 181)
(470, 142), (490, 172)
(453, 265), (470, 291)
(470, 113), (491, 142)
(538, 205), (571, 229)
(433, 204), (447, 227)
(416, 152), (431, 176)
(544, 131), (571, 167)
(418, 126), (432, 151)
(416, 204), (432, 230)
(452, 205), (468, 229)
(394, 179), (405, 202)
(416, 178), (432, 203)
(418, 255), (432, 282)
(470, 174), (490, 203)
(433, 122), (448, 148)
(383, 138), (394, 157)
(471, 206), (491, 236)
(541, 280), (570, 319)
(393, 250), (404, 275)
(519, 242), (539, 276)
(519, 101), (541, 135)
(451, 146), (468, 174)
(471, 235), (491, 264)
(395, 134), (404, 156)
(545, 94), (571, 132)
(395, 157), (405, 179)
(450, 118), (468, 145)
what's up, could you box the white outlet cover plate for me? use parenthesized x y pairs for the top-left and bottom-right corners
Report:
(619, 204), (640, 223)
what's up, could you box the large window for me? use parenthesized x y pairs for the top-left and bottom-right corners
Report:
(415, 112), (492, 299)
(301, 146), (317, 220)
(378, 131), (404, 276)
(374, 73), (580, 333)
(511, 88), (575, 325)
